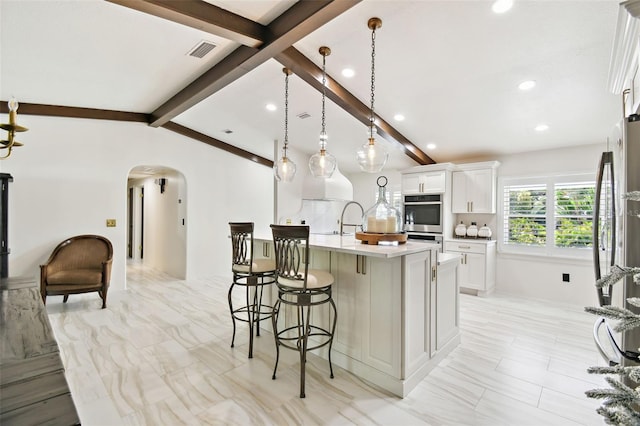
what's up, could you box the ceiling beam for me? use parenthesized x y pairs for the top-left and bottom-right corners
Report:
(162, 122), (272, 167)
(276, 47), (435, 165)
(142, 0), (362, 127)
(106, 0), (266, 47)
(0, 101), (149, 122)
(0, 101), (272, 167)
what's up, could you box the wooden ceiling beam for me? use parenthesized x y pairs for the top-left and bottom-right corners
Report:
(106, 0), (266, 47)
(276, 47), (434, 165)
(145, 0), (362, 127)
(162, 122), (272, 167)
(0, 101), (272, 167)
(0, 101), (149, 122)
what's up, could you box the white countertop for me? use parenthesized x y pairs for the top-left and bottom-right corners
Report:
(255, 233), (440, 259)
(437, 252), (462, 266)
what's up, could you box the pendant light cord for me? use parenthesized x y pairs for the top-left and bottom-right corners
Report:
(321, 52), (327, 145)
(284, 71), (289, 151)
(370, 25), (376, 139)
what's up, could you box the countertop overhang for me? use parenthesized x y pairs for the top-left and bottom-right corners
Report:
(255, 233), (442, 259)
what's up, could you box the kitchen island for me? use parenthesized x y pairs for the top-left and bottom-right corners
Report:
(254, 233), (460, 397)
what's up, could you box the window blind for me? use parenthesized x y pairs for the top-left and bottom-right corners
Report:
(502, 183), (547, 246)
(554, 182), (595, 248)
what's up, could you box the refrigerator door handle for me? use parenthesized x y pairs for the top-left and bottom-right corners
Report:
(593, 151), (616, 306)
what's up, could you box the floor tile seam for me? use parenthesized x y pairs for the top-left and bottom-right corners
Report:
(494, 358), (599, 403)
(536, 389), (602, 426)
(446, 361), (543, 407)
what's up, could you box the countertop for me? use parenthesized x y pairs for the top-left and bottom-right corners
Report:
(437, 252), (462, 266)
(255, 233), (441, 259)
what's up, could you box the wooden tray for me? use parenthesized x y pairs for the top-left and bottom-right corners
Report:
(355, 232), (408, 245)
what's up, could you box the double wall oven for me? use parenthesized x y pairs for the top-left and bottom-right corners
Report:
(403, 194), (443, 244)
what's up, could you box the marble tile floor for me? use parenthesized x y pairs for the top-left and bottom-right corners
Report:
(43, 262), (610, 425)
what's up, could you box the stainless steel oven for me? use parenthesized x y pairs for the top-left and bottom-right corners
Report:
(403, 194), (443, 233)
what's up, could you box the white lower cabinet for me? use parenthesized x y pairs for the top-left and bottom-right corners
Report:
(330, 252), (402, 377)
(444, 240), (496, 296)
(403, 250), (432, 376)
(434, 256), (459, 350)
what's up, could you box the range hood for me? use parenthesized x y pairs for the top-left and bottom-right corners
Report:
(301, 166), (353, 201)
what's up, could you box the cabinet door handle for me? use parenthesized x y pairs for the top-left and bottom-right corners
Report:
(361, 256), (367, 275)
(464, 254), (468, 264)
(432, 266), (436, 282)
(356, 255), (360, 274)
(470, 201), (473, 212)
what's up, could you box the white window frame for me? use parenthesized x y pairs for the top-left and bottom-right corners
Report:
(498, 172), (595, 259)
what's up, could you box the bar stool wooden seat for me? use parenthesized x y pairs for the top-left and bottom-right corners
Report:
(270, 224), (337, 398)
(228, 222), (276, 358)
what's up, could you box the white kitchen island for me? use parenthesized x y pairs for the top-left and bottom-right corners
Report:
(254, 234), (460, 398)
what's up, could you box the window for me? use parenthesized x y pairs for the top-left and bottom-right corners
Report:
(500, 174), (595, 257)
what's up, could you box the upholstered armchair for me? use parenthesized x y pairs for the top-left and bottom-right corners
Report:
(40, 234), (113, 309)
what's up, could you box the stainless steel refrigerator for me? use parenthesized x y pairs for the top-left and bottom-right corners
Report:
(593, 115), (640, 367)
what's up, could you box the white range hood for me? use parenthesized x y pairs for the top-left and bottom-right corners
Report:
(301, 166), (353, 201)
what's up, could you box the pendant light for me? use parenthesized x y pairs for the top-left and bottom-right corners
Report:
(356, 17), (389, 173)
(274, 68), (297, 182)
(309, 46), (337, 179)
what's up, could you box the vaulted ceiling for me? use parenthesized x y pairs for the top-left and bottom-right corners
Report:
(0, 0), (621, 174)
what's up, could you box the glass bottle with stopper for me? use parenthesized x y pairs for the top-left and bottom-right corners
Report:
(362, 176), (402, 233)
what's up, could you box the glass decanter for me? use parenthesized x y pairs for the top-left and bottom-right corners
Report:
(362, 176), (402, 233)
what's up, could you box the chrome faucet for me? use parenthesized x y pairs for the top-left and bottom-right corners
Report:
(340, 201), (364, 235)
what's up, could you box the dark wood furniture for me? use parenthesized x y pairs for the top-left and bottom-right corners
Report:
(0, 276), (80, 425)
(40, 234), (113, 309)
(0, 173), (12, 278)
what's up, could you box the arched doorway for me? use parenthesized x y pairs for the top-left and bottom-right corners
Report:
(127, 165), (187, 279)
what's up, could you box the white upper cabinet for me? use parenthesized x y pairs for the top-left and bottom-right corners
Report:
(402, 171), (446, 194)
(451, 162), (500, 214)
(401, 163), (455, 195)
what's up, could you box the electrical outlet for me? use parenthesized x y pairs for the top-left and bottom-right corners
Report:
(562, 273), (570, 283)
(106, 219), (116, 227)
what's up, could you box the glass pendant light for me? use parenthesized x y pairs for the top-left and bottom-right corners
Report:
(356, 17), (389, 173)
(274, 67), (297, 182)
(309, 46), (337, 178)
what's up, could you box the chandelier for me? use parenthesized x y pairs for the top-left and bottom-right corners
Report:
(1, 97), (27, 159)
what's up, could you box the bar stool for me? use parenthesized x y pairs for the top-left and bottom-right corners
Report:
(228, 222), (276, 358)
(270, 224), (337, 398)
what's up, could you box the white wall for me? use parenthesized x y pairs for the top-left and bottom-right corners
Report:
(492, 143), (606, 306)
(0, 114), (274, 292)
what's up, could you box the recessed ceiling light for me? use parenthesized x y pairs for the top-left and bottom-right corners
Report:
(535, 124), (549, 132)
(426, 143), (437, 150)
(394, 114), (405, 121)
(266, 103), (277, 111)
(492, 0), (513, 14)
(518, 80), (536, 90)
(342, 68), (355, 78)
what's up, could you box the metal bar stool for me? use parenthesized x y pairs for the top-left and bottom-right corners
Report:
(228, 222), (276, 358)
(270, 224), (337, 398)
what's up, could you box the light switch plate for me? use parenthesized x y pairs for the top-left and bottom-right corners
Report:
(106, 219), (116, 227)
